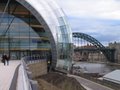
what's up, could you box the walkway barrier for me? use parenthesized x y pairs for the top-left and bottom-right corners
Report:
(22, 56), (46, 64)
(9, 64), (20, 90)
(21, 58), (39, 90)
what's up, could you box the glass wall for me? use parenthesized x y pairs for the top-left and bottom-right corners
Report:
(17, 0), (73, 71)
(0, 0), (72, 71)
(0, 13), (50, 59)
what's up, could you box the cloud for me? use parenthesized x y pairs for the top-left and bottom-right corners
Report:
(57, 0), (120, 45)
(68, 16), (120, 44)
(58, 0), (120, 20)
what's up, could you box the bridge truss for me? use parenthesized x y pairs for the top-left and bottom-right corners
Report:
(73, 32), (115, 62)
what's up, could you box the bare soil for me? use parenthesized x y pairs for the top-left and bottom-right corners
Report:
(28, 61), (85, 90)
(34, 72), (86, 90)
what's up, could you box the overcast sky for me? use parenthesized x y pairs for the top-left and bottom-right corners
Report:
(57, 0), (120, 45)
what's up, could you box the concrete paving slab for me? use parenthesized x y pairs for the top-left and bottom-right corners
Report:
(0, 60), (20, 90)
(68, 74), (114, 90)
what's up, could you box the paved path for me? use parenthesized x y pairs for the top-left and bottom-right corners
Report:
(0, 60), (20, 90)
(68, 74), (114, 90)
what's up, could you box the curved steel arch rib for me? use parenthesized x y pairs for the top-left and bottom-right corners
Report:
(73, 32), (115, 62)
(73, 32), (105, 48)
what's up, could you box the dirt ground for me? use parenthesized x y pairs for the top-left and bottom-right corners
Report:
(28, 61), (85, 90)
(34, 72), (86, 90)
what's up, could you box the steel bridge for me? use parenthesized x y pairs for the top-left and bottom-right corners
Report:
(73, 32), (115, 62)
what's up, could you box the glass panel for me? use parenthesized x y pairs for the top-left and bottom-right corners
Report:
(0, 13), (50, 59)
(24, 0), (73, 71)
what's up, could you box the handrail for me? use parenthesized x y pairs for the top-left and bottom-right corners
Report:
(21, 59), (32, 90)
(22, 56), (46, 64)
(21, 57), (41, 90)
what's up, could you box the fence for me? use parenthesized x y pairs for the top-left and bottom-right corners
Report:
(22, 56), (46, 64)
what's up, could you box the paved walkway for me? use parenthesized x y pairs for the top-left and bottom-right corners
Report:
(68, 74), (114, 90)
(0, 60), (20, 90)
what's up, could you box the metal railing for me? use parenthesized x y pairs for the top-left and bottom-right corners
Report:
(22, 56), (46, 64)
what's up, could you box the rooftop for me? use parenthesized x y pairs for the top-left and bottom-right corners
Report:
(103, 70), (120, 84)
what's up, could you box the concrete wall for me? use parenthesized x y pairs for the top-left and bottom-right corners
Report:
(28, 60), (47, 78)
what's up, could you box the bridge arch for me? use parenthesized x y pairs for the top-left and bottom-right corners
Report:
(73, 32), (115, 62)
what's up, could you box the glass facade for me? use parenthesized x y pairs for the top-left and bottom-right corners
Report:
(0, 0), (73, 71)
(0, 13), (50, 59)
(18, 0), (73, 71)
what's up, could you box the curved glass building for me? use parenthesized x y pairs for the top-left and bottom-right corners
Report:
(0, 0), (72, 71)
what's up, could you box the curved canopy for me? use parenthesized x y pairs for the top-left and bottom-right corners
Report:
(0, 0), (73, 71)
(16, 0), (73, 70)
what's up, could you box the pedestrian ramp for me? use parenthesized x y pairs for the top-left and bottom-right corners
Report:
(0, 60), (20, 90)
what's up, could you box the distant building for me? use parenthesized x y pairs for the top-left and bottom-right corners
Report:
(109, 42), (120, 63)
(88, 52), (106, 62)
(73, 44), (106, 62)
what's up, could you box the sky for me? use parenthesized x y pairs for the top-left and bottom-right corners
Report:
(57, 0), (120, 45)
